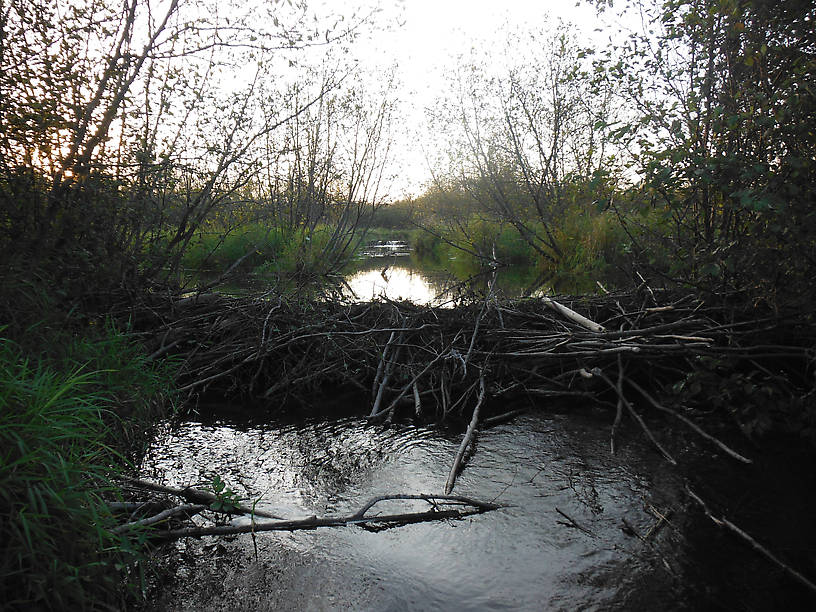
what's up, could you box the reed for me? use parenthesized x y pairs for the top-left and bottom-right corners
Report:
(0, 327), (175, 610)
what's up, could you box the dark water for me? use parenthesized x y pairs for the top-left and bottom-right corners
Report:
(141, 410), (721, 611)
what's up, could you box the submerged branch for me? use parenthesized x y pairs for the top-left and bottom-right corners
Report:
(138, 494), (501, 541)
(687, 486), (816, 595)
(445, 374), (487, 495)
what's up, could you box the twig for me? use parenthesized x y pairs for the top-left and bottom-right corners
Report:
(111, 504), (208, 534)
(445, 374), (487, 494)
(463, 273), (496, 375)
(118, 477), (284, 519)
(412, 381), (422, 416)
(371, 329), (398, 399)
(371, 333), (463, 420)
(628, 379), (752, 464)
(611, 354), (625, 455)
(598, 372), (677, 465)
(555, 507), (597, 538)
(686, 486), (816, 595)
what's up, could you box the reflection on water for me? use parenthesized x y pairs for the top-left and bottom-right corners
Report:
(342, 255), (548, 305)
(142, 412), (693, 611)
(343, 263), (454, 305)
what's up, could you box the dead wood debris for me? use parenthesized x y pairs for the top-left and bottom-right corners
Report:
(129, 289), (812, 451)
(109, 479), (500, 541)
(123, 288), (816, 587)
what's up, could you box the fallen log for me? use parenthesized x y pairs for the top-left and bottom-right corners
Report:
(114, 493), (501, 541)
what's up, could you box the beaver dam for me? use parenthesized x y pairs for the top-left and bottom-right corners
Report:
(121, 286), (816, 609)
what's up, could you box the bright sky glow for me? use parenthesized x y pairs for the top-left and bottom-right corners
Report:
(333, 0), (620, 200)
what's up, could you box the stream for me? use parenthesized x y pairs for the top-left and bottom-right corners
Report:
(141, 407), (723, 611)
(144, 247), (816, 610)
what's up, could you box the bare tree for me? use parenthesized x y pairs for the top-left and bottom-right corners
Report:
(0, 0), (382, 294)
(430, 22), (619, 265)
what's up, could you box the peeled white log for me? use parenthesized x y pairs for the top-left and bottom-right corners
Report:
(541, 296), (605, 333)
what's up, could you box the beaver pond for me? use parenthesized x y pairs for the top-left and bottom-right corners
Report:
(139, 403), (815, 611)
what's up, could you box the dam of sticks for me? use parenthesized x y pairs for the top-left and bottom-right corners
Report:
(129, 287), (813, 457)
(115, 285), (816, 600)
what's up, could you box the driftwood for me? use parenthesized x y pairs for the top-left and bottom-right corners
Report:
(110, 482), (500, 541)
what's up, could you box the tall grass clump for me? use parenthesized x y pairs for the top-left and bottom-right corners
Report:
(67, 323), (178, 452)
(182, 224), (290, 272)
(542, 210), (630, 288)
(0, 328), (176, 610)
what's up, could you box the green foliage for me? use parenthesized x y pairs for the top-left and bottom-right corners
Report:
(412, 229), (446, 261)
(65, 323), (178, 448)
(256, 225), (335, 277)
(545, 208), (630, 287)
(207, 475), (242, 514)
(602, 0), (816, 300)
(0, 332), (171, 610)
(409, 206), (630, 292)
(182, 226), (291, 273)
(0, 326), (175, 610)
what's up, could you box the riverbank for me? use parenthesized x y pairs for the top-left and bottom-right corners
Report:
(0, 311), (177, 609)
(176, 216), (632, 298)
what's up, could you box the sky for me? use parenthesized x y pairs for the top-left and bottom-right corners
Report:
(326, 0), (627, 200)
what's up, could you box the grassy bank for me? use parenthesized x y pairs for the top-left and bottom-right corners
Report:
(175, 214), (634, 297)
(0, 323), (176, 610)
(172, 207), (643, 292)
(181, 223), (363, 282)
(411, 211), (633, 293)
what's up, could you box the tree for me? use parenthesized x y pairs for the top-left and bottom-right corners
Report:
(0, 0), (380, 300)
(599, 0), (816, 299)
(430, 22), (620, 265)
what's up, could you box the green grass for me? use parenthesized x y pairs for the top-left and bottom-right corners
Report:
(182, 225), (291, 272)
(183, 223), (369, 284)
(0, 326), (176, 610)
(407, 211), (633, 293)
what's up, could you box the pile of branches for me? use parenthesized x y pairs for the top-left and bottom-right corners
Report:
(130, 285), (814, 433)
